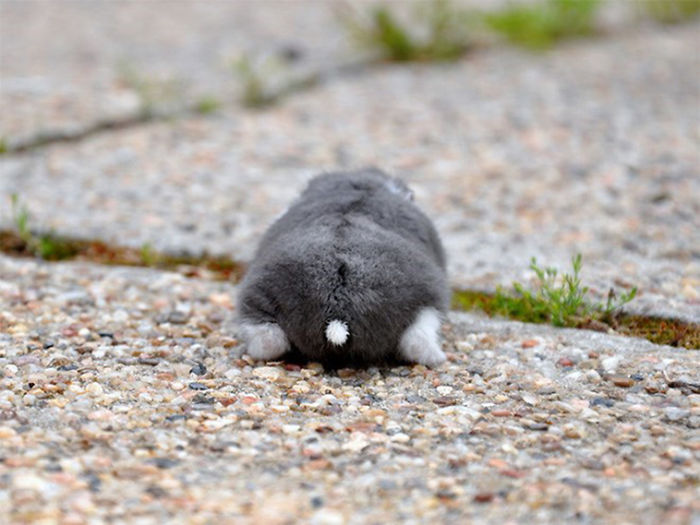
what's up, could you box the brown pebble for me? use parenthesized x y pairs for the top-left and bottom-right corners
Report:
(521, 339), (538, 348)
(221, 338), (239, 348)
(557, 358), (574, 367)
(474, 492), (494, 503)
(500, 469), (527, 478)
(525, 422), (549, 431)
(491, 409), (512, 417)
(305, 459), (332, 470)
(487, 458), (508, 469)
(433, 396), (457, 407)
(219, 397), (236, 407)
(610, 376), (635, 387)
(645, 383), (666, 394)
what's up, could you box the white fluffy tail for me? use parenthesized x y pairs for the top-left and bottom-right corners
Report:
(325, 319), (349, 346)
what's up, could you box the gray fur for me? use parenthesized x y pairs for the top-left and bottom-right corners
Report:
(237, 168), (449, 367)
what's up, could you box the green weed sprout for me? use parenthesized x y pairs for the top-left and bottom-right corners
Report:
(194, 96), (221, 115)
(491, 254), (636, 327)
(338, 0), (473, 62)
(9, 194), (77, 260)
(484, 0), (601, 50)
(117, 63), (183, 117)
(232, 55), (279, 109)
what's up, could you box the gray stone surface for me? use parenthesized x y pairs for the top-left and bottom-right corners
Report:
(2, 20), (698, 321)
(0, 0), (648, 144)
(1, 254), (698, 524)
(0, 1), (355, 143)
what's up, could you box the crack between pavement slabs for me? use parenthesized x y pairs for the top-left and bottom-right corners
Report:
(0, 59), (379, 155)
(1, 228), (697, 350)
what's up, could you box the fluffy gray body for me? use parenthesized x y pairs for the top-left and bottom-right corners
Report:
(237, 168), (449, 367)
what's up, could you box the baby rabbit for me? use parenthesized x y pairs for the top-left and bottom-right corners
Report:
(237, 168), (449, 367)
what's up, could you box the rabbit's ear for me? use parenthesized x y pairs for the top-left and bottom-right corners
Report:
(383, 177), (414, 201)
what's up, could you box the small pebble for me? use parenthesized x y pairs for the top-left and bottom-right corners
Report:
(610, 376), (635, 387)
(591, 397), (615, 408)
(474, 492), (495, 503)
(253, 366), (282, 381)
(602, 356), (622, 373)
(436, 385), (453, 396)
(86, 382), (103, 396)
(664, 407), (690, 421)
(149, 457), (179, 469)
(525, 422), (549, 431)
(189, 362), (207, 376)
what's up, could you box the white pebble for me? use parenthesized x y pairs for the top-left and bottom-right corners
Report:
(282, 424), (301, 434)
(602, 356), (622, 373)
(310, 509), (345, 525)
(112, 310), (129, 323)
(86, 382), (104, 396)
(252, 366), (281, 381)
(521, 392), (538, 406)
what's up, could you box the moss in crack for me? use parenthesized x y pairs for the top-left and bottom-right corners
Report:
(0, 229), (244, 282)
(608, 315), (699, 349)
(452, 288), (698, 349)
(447, 254), (700, 349)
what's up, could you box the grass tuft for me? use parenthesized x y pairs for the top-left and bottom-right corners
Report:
(453, 254), (637, 328)
(10, 194), (31, 244)
(117, 63), (183, 117)
(139, 243), (159, 266)
(9, 194), (78, 260)
(484, 0), (601, 50)
(194, 96), (222, 115)
(232, 55), (279, 109)
(338, 0), (474, 62)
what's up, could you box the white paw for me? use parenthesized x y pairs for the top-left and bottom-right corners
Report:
(240, 322), (290, 360)
(399, 307), (446, 367)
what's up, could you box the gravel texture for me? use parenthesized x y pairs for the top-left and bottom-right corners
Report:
(1, 254), (698, 524)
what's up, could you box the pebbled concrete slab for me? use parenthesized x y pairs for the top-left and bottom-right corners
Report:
(2, 22), (698, 322)
(2, 4), (699, 523)
(0, 0), (651, 145)
(0, 1), (356, 143)
(0, 254), (698, 524)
